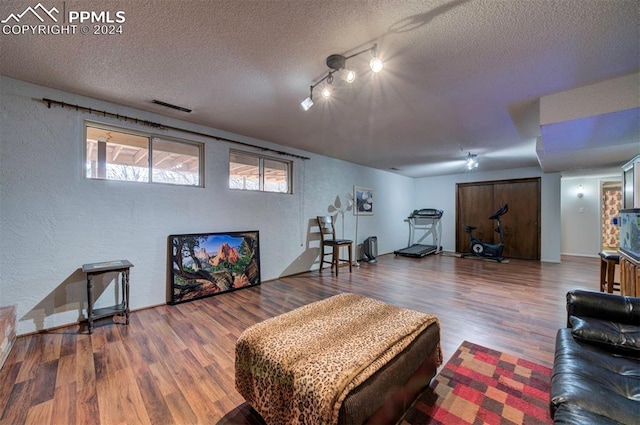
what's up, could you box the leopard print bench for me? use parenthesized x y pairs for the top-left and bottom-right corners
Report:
(235, 293), (442, 425)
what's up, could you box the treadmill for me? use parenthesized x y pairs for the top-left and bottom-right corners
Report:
(394, 208), (443, 258)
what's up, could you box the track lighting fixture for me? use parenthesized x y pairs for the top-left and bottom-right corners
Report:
(466, 153), (479, 170)
(300, 43), (383, 111)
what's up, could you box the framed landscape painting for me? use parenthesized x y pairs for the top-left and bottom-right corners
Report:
(168, 230), (261, 304)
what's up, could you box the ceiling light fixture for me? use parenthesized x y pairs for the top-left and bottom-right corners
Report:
(301, 43), (382, 111)
(466, 152), (479, 170)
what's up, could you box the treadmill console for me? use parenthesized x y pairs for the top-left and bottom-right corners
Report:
(410, 208), (443, 219)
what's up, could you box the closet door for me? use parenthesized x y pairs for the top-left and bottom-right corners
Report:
(456, 184), (495, 253)
(494, 180), (540, 259)
(456, 178), (540, 260)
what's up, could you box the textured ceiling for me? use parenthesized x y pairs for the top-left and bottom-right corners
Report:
(1, 0), (639, 177)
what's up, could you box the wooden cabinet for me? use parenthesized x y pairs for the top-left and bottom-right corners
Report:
(619, 253), (640, 297)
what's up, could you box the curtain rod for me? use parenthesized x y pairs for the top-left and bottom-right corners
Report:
(40, 98), (310, 161)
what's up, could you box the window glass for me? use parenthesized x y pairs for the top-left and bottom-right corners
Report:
(229, 152), (260, 190)
(229, 151), (292, 193)
(264, 158), (289, 193)
(152, 138), (201, 186)
(86, 126), (149, 182)
(85, 123), (203, 187)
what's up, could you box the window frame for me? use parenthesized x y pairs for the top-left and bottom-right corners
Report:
(84, 121), (204, 187)
(229, 149), (293, 194)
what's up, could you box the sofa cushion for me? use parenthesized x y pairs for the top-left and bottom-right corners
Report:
(566, 290), (640, 327)
(570, 315), (640, 357)
(550, 329), (640, 425)
(552, 403), (625, 425)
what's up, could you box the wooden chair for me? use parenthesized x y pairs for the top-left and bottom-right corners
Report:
(317, 215), (353, 276)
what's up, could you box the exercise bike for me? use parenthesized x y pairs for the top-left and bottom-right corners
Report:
(462, 204), (508, 262)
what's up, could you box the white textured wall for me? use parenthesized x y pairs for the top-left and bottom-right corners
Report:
(561, 174), (621, 256)
(540, 172), (562, 262)
(413, 167), (563, 262)
(1, 77), (414, 334)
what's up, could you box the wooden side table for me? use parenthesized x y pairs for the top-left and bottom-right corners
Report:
(82, 260), (133, 334)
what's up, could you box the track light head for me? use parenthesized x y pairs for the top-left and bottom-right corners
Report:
(300, 86), (315, 110)
(369, 57), (383, 73)
(369, 43), (383, 73)
(322, 73), (334, 98)
(344, 69), (356, 83)
(300, 96), (314, 111)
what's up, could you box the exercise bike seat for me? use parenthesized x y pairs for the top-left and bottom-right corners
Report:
(465, 225), (477, 232)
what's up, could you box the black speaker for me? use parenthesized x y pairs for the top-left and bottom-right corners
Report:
(363, 236), (378, 263)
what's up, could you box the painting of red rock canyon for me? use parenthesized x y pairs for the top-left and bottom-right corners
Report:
(169, 231), (261, 304)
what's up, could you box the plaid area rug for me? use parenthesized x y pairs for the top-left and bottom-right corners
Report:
(400, 341), (552, 425)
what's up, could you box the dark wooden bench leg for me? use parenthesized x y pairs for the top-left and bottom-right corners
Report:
(600, 257), (607, 292)
(606, 259), (615, 293)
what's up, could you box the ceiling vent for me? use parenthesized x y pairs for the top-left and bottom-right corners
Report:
(152, 99), (192, 113)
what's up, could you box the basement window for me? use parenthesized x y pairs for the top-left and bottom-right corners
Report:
(229, 150), (292, 193)
(85, 123), (203, 187)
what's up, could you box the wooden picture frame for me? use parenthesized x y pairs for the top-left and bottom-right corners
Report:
(168, 230), (260, 304)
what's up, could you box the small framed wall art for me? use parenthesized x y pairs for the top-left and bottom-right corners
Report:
(354, 186), (374, 216)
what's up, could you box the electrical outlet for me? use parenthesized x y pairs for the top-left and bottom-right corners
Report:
(579, 207), (585, 213)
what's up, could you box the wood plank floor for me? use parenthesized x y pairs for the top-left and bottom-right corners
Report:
(0, 253), (602, 424)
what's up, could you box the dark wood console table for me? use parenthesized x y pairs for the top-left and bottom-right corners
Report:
(82, 260), (133, 334)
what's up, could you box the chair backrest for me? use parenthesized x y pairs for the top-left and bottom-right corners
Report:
(317, 215), (336, 242)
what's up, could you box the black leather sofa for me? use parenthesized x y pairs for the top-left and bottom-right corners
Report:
(550, 290), (640, 424)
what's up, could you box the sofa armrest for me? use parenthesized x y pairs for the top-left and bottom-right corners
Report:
(566, 290), (640, 328)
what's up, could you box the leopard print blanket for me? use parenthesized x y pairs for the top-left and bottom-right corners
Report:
(235, 293), (441, 425)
